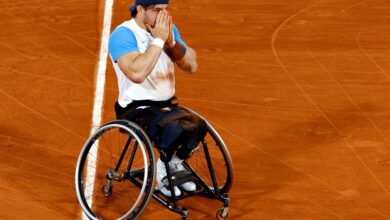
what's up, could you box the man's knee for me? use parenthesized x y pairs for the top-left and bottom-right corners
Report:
(179, 118), (207, 143)
(179, 120), (197, 133)
(181, 116), (207, 139)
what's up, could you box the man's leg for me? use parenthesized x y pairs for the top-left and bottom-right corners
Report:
(168, 116), (207, 192)
(155, 120), (185, 197)
(158, 120), (184, 162)
(175, 116), (207, 160)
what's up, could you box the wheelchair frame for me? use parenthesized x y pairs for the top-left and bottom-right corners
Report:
(75, 107), (233, 219)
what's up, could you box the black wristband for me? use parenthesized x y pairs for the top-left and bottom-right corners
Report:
(165, 41), (187, 62)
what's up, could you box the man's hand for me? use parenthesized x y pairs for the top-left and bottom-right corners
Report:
(146, 10), (170, 42)
(166, 16), (176, 48)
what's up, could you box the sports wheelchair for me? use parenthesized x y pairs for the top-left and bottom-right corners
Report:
(75, 107), (233, 219)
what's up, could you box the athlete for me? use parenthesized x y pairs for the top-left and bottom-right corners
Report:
(108, 0), (207, 197)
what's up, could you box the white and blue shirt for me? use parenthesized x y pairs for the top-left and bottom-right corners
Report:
(108, 19), (187, 107)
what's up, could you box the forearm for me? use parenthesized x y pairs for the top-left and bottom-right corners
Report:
(175, 46), (198, 73)
(129, 45), (162, 79)
(119, 44), (163, 83)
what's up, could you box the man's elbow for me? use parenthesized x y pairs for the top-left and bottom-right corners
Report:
(188, 62), (198, 73)
(124, 70), (147, 84)
(179, 60), (198, 73)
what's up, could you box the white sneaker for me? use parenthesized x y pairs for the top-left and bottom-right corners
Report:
(169, 155), (196, 192)
(156, 159), (181, 197)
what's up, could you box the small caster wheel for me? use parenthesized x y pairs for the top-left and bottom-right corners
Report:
(216, 208), (228, 220)
(102, 184), (113, 197)
(181, 207), (188, 220)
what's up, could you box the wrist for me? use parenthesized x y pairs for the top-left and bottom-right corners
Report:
(167, 40), (176, 49)
(151, 38), (164, 49)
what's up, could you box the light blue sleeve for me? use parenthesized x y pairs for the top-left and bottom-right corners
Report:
(172, 25), (187, 48)
(108, 26), (139, 62)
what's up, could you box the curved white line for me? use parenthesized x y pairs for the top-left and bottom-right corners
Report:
(271, 0), (390, 216)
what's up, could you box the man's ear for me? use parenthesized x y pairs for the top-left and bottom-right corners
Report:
(136, 5), (144, 15)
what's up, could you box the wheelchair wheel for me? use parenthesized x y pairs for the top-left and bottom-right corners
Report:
(75, 120), (155, 220)
(183, 108), (233, 194)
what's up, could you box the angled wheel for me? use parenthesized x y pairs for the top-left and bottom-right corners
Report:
(75, 120), (155, 220)
(182, 108), (233, 194)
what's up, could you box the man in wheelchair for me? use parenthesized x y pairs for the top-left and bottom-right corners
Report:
(108, 0), (206, 197)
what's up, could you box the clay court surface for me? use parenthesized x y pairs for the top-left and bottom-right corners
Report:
(1, 0), (390, 219)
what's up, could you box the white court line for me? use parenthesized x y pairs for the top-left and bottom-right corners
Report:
(82, 0), (114, 219)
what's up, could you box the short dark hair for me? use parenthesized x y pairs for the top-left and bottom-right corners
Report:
(131, 4), (155, 17)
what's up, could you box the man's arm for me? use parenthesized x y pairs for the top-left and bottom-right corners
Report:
(165, 23), (198, 73)
(117, 45), (163, 83)
(175, 46), (198, 73)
